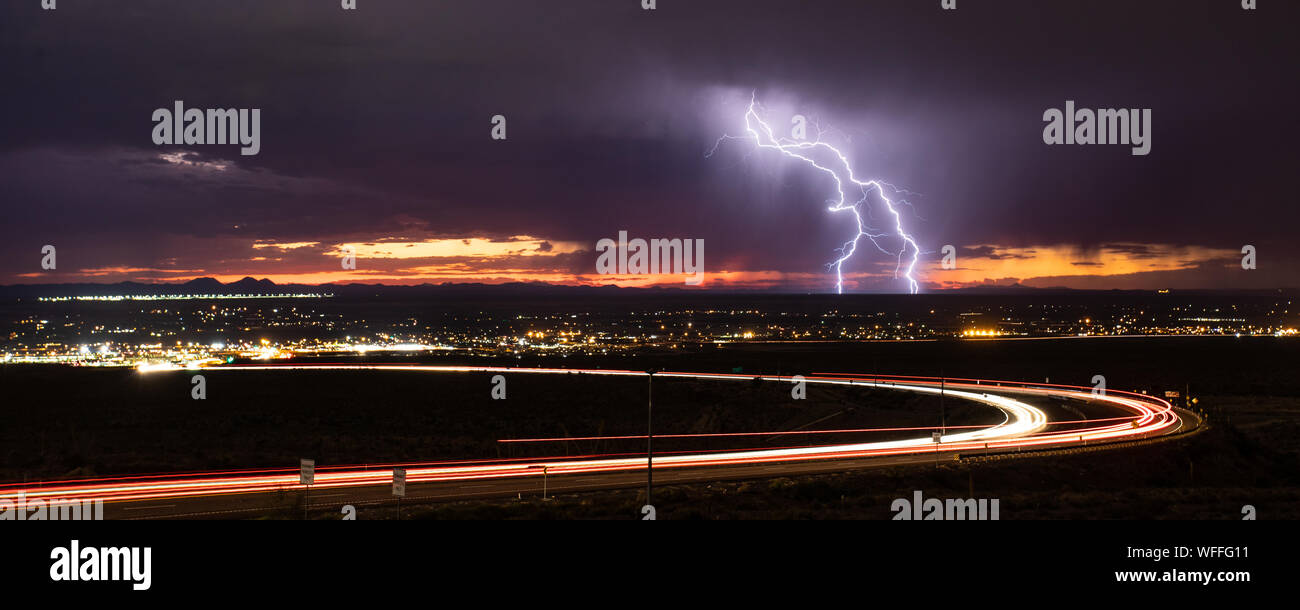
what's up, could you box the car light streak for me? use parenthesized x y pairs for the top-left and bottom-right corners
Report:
(0, 365), (1179, 506)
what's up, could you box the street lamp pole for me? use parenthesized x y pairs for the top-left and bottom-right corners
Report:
(646, 369), (655, 507)
(940, 375), (946, 435)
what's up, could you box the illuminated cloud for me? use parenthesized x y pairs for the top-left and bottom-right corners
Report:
(157, 152), (229, 171)
(924, 243), (1244, 289)
(252, 241), (321, 251)
(327, 237), (583, 260)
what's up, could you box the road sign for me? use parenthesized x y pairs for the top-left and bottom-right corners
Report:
(392, 468), (406, 498)
(300, 459), (314, 485)
(932, 431), (943, 443)
(1164, 391), (1181, 398)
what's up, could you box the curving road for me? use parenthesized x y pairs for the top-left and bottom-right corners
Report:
(0, 365), (1184, 518)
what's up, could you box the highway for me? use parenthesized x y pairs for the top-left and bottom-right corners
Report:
(0, 365), (1184, 519)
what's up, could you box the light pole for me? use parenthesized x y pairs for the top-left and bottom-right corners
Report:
(646, 368), (656, 508)
(940, 375), (946, 435)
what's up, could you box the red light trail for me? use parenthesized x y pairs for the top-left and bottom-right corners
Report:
(0, 365), (1181, 508)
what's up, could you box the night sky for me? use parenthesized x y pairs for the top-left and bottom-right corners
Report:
(2, 0), (1296, 291)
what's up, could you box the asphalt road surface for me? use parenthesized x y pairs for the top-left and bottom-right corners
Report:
(1, 365), (1188, 520)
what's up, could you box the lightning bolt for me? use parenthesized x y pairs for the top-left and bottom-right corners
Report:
(709, 94), (921, 294)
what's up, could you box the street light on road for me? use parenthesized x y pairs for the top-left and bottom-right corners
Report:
(646, 368), (658, 508)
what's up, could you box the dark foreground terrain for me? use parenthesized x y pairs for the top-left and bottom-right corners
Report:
(0, 364), (998, 481)
(3, 336), (1298, 518)
(363, 416), (1295, 520)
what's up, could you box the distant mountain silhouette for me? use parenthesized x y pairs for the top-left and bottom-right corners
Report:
(0, 278), (1290, 299)
(0, 277), (297, 298)
(227, 277), (278, 292)
(0, 277), (633, 299)
(183, 277), (225, 292)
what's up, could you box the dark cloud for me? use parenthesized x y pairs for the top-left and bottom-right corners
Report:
(1, 0), (1296, 289)
(1101, 244), (1157, 259)
(958, 246), (1037, 261)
